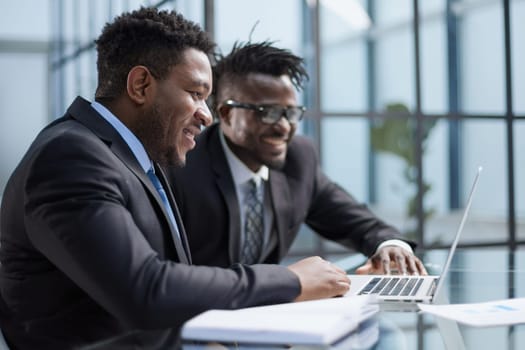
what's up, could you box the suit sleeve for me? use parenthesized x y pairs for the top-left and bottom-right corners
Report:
(23, 132), (300, 330)
(295, 138), (416, 257)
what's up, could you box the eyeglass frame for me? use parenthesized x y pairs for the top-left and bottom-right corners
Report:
(223, 99), (306, 125)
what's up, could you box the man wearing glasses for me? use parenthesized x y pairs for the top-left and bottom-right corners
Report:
(168, 41), (426, 276)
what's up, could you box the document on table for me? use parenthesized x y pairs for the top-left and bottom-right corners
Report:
(181, 294), (379, 346)
(418, 297), (525, 327)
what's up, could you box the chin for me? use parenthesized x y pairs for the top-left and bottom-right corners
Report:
(171, 156), (186, 168)
(161, 149), (186, 168)
(265, 156), (286, 170)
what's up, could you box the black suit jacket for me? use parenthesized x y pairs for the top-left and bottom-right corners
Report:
(0, 97), (300, 349)
(169, 123), (414, 267)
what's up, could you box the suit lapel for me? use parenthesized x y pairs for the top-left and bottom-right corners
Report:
(69, 97), (191, 264)
(268, 170), (293, 260)
(208, 126), (241, 265)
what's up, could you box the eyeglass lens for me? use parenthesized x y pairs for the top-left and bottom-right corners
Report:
(259, 106), (303, 124)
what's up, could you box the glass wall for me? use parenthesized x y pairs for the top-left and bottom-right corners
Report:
(512, 0), (525, 240)
(0, 0), (204, 195)
(0, 1), (51, 192)
(1, 0), (522, 249)
(517, 120), (525, 240)
(214, 0), (303, 55)
(316, 0), (523, 258)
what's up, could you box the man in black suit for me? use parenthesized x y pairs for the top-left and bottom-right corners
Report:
(0, 10), (349, 350)
(169, 42), (427, 275)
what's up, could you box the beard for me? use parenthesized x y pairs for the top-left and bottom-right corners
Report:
(258, 129), (293, 170)
(261, 154), (286, 170)
(132, 103), (183, 168)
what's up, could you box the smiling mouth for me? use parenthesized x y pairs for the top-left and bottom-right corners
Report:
(182, 127), (199, 149)
(183, 124), (202, 139)
(261, 136), (288, 146)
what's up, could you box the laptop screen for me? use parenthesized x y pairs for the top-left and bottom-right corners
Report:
(433, 166), (482, 299)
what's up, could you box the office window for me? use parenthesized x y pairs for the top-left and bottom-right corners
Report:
(518, 248), (525, 296)
(58, 1), (114, 108)
(423, 119), (451, 246)
(320, 0), (368, 112)
(2, 0), (522, 262)
(373, 0), (415, 109)
(420, 9), (447, 114)
(517, 121), (525, 240)
(375, 27), (415, 111)
(321, 117), (370, 203)
(420, 0), (446, 14)
(0, 1), (51, 40)
(375, 0), (412, 26)
(174, 0), (204, 24)
(460, 1), (505, 115)
(462, 119), (508, 222)
(214, 0), (303, 55)
(372, 114), (421, 235)
(0, 1), (51, 195)
(512, 0), (525, 114)
(0, 54), (48, 192)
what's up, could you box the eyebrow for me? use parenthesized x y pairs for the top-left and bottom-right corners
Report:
(192, 79), (211, 94)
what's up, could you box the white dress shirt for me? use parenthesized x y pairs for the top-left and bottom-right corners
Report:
(219, 132), (273, 251)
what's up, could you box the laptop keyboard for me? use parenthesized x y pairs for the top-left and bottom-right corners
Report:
(358, 276), (424, 297)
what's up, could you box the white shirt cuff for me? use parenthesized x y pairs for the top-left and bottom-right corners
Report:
(375, 239), (413, 254)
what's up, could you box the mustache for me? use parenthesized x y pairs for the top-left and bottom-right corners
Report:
(261, 130), (289, 139)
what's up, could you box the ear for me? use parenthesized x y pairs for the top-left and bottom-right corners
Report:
(217, 104), (232, 125)
(126, 66), (153, 105)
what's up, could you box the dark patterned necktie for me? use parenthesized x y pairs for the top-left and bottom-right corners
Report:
(241, 179), (264, 264)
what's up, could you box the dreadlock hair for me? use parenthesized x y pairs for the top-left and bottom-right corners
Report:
(95, 7), (214, 101)
(211, 41), (309, 111)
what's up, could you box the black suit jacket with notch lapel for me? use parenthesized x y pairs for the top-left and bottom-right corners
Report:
(0, 97), (300, 349)
(169, 123), (415, 267)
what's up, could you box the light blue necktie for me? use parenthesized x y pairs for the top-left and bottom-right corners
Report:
(147, 167), (181, 241)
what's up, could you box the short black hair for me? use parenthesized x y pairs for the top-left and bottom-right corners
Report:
(95, 7), (214, 100)
(212, 41), (308, 108)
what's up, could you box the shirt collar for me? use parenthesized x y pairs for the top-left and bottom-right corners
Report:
(219, 130), (269, 186)
(91, 101), (152, 173)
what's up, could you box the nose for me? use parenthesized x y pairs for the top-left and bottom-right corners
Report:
(272, 113), (293, 133)
(195, 101), (213, 127)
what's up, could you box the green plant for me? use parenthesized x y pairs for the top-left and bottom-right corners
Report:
(370, 103), (437, 237)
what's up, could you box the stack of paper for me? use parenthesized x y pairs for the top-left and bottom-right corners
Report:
(181, 295), (378, 346)
(418, 297), (525, 327)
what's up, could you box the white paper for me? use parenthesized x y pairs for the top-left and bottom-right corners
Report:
(182, 295), (379, 345)
(418, 297), (525, 327)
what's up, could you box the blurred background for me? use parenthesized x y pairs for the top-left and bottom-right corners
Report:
(0, 0), (524, 348)
(3, 0), (523, 257)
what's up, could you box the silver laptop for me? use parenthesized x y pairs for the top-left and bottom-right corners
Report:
(345, 167), (482, 308)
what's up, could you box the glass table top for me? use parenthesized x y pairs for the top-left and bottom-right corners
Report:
(81, 247), (525, 350)
(183, 248), (525, 350)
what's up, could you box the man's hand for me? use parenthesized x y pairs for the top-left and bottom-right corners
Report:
(287, 256), (350, 301)
(355, 246), (427, 275)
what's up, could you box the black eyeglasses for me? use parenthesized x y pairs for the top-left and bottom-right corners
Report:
(224, 100), (306, 125)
